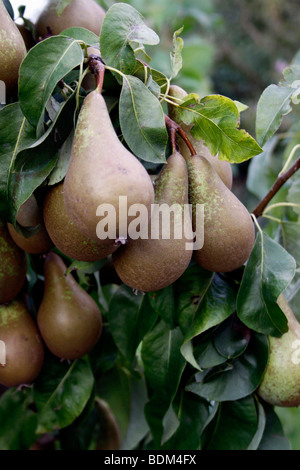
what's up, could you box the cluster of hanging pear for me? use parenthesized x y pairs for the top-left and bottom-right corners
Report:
(1, 0), (299, 414)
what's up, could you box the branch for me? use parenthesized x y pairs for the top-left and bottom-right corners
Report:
(88, 55), (106, 93)
(252, 156), (300, 218)
(164, 114), (197, 156)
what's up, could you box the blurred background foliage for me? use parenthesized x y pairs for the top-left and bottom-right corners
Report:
(96, 0), (300, 450)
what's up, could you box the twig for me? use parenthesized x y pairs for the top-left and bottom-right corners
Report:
(252, 156), (300, 218)
(88, 55), (106, 93)
(164, 114), (197, 156)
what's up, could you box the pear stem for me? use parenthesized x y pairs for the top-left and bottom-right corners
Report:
(88, 55), (106, 93)
(164, 114), (197, 156)
(252, 156), (300, 218)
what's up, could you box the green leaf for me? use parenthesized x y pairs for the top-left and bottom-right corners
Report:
(213, 314), (251, 359)
(56, 0), (72, 15)
(59, 27), (100, 46)
(287, 178), (300, 215)
(178, 94), (262, 163)
(19, 36), (83, 127)
(203, 396), (259, 450)
(107, 284), (158, 362)
(186, 332), (268, 402)
(100, 3), (159, 75)
(0, 103), (36, 220)
(0, 388), (38, 450)
(148, 285), (176, 329)
(170, 27), (184, 80)
(162, 392), (210, 450)
(7, 91), (77, 224)
(256, 84), (294, 147)
(176, 266), (236, 368)
(34, 356), (94, 434)
(119, 75), (168, 163)
(237, 231), (296, 336)
(142, 320), (186, 447)
(258, 404), (291, 450)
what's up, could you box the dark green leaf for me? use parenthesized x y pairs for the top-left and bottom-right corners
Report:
(194, 329), (228, 369)
(162, 392), (210, 450)
(0, 103), (36, 220)
(213, 314), (251, 359)
(0, 388), (38, 450)
(186, 332), (268, 402)
(34, 355), (94, 434)
(19, 36), (83, 127)
(7, 91), (77, 224)
(100, 3), (159, 75)
(203, 396), (258, 450)
(108, 284), (158, 362)
(142, 320), (186, 447)
(148, 285), (176, 328)
(178, 94), (262, 163)
(237, 231), (296, 336)
(119, 75), (168, 163)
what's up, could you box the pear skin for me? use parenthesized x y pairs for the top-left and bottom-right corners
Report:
(167, 84), (233, 190)
(0, 220), (27, 304)
(258, 295), (300, 407)
(187, 154), (255, 272)
(63, 89), (155, 243)
(113, 151), (193, 292)
(37, 252), (102, 360)
(0, 299), (44, 387)
(0, 0), (27, 99)
(43, 182), (119, 261)
(35, 0), (106, 38)
(7, 195), (53, 255)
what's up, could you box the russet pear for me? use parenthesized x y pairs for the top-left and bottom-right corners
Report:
(0, 0), (27, 99)
(0, 298), (44, 387)
(167, 84), (233, 190)
(43, 182), (119, 261)
(63, 89), (155, 244)
(0, 220), (27, 304)
(37, 252), (102, 360)
(7, 195), (53, 255)
(113, 151), (193, 292)
(258, 295), (300, 407)
(35, 0), (106, 38)
(187, 154), (255, 272)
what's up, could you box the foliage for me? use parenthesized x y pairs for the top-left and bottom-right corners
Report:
(0, 0), (299, 451)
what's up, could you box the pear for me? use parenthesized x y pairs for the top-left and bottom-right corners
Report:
(35, 0), (106, 38)
(113, 151), (193, 292)
(7, 195), (53, 255)
(95, 398), (122, 450)
(63, 89), (155, 243)
(43, 182), (119, 261)
(0, 220), (27, 304)
(37, 252), (102, 359)
(167, 84), (233, 190)
(187, 154), (255, 272)
(0, 298), (44, 387)
(0, 0), (27, 99)
(258, 295), (300, 407)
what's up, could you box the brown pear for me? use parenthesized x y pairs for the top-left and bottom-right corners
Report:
(0, 220), (27, 304)
(0, 298), (44, 387)
(187, 154), (255, 272)
(258, 295), (300, 407)
(95, 398), (122, 450)
(167, 84), (233, 190)
(43, 182), (119, 261)
(35, 0), (106, 38)
(113, 151), (193, 292)
(0, 0), (27, 99)
(63, 89), (155, 243)
(7, 195), (53, 255)
(37, 252), (102, 359)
